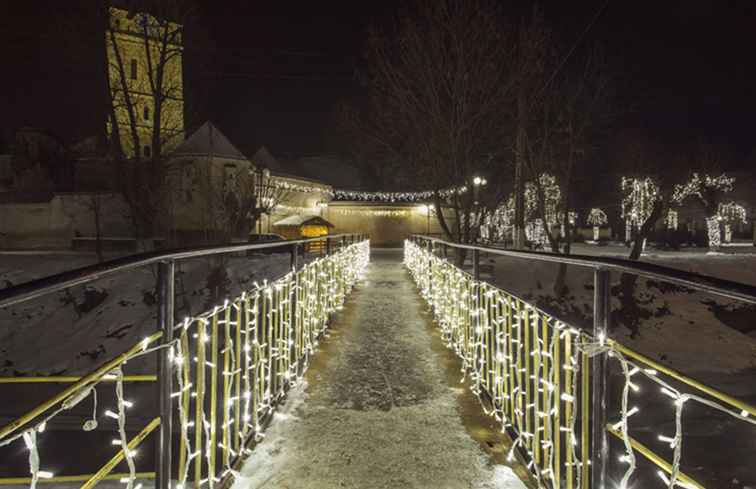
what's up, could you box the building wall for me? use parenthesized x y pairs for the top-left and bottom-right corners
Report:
(0, 193), (132, 249)
(106, 8), (184, 158)
(323, 203), (452, 246)
(167, 155), (253, 241)
(258, 174), (333, 233)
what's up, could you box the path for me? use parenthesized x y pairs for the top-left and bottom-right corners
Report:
(232, 249), (528, 489)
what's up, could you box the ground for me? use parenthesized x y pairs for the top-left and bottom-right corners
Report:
(485, 242), (756, 377)
(0, 250), (297, 376)
(0, 242), (754, 487)
(479, 242), (756, 489)
(232, 249), (529, 489)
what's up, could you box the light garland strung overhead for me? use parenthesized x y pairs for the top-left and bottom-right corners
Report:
(269, 179), (334, 196)
(331, 208), (412, 217)
(333, 185), (468, 203)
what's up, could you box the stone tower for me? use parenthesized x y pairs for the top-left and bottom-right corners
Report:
(105, 7), (184, 159)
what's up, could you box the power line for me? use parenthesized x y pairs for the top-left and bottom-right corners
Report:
(535, 0), (611, 100)
(199, 71), (354, 81)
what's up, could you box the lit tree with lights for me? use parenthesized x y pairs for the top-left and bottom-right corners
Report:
(586, 208), (608, 241)
(621, 176), (660, 249)
(718, 201), (747, 243)
(673, 172), (735, 251)
(613, 134), (687, 336)
(521, 42), (613, 261)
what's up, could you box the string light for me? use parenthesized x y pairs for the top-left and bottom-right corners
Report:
(672, 173), (736, 248)
(717, 202), (747, 243)
(0, 240), (370, 489)
(405, 239), (756, 489)
(331, 208), (412, 217)
(404, 240), (586, 486)
(586, 208), (608, 241)
(621, 177), (660, 243)
(270, 180), (334, 196)
(333, 186), (467, 203)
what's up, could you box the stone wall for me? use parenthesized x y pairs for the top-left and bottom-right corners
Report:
(0, 193), (132, 249)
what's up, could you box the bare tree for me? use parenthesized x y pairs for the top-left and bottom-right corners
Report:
(56, 1), (207, 249)
(81, 193), (111, 263)
(105, 2), (193, 160)
(250, 170), (291, 235)
(513, 7), (551, 249)
(359, 0), (516, 260)
(525, 47), (613, 255)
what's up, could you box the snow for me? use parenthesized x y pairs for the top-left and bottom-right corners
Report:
(483, 243), (756, 377)
(232, 249), (527, 489)
(0, 251), (294, 376)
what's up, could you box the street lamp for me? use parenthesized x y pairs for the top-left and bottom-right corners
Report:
(472, 175), (487, 206)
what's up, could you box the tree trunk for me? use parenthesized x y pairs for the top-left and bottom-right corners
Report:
(706, 216), (721, 251)
(92, 196), (104, 263)
(513, 93), (527, 250)
(628, 201), (663, 260)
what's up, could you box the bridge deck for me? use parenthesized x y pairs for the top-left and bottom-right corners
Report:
(232, 249), (530, 489)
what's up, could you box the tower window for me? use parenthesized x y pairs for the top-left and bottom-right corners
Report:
(143, 145), (151, 158)
(130, 59), (137, 80)
(143, 105), (150, 121)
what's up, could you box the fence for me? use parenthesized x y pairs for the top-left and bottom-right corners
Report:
(405, 236), (756, 489)
(0, 234), (369, 489)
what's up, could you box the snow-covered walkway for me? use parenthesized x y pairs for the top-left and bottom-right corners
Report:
(232, 249), (528, 489)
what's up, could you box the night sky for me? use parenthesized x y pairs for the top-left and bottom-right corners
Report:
(1, 0), (755, 163)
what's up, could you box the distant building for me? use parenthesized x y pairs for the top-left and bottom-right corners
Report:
(105, 7), (184, 159)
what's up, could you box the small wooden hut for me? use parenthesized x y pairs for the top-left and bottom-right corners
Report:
(273, 215), (334, 238)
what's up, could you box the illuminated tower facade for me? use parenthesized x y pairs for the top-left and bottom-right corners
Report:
(105, 7), (184, 159)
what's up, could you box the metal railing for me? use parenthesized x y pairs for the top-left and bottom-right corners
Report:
(0, 234), (370, 488)
(405, 235), (756, 489)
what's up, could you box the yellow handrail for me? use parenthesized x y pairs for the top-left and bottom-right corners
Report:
(0, 331), (163, 441)
(610, 340), (756, 418)
(606, 425), (704, 489)
(80, 417), (161, 489)
(0, 375), (156, 384)
(0, 472), (154, 485)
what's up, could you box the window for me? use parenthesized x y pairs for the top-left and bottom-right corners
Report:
(130, 59), (137, 80)
(143, 105), (150, 121)
(143, 145), (151, 158)
(223, 164), (238, 195)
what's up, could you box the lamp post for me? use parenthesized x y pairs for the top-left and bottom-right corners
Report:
(472, 176), (487, 239)
(472, 176), (487, 205)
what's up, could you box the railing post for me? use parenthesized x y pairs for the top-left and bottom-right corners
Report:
(156, 260), (175, 489)
(290, 242), (299, 271)
(426, 239), (433, 293)
(472, 248), (480, 281)
(591, 268), (610, 489)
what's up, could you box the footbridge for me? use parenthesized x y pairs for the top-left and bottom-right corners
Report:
(0, 235), (755, 489)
